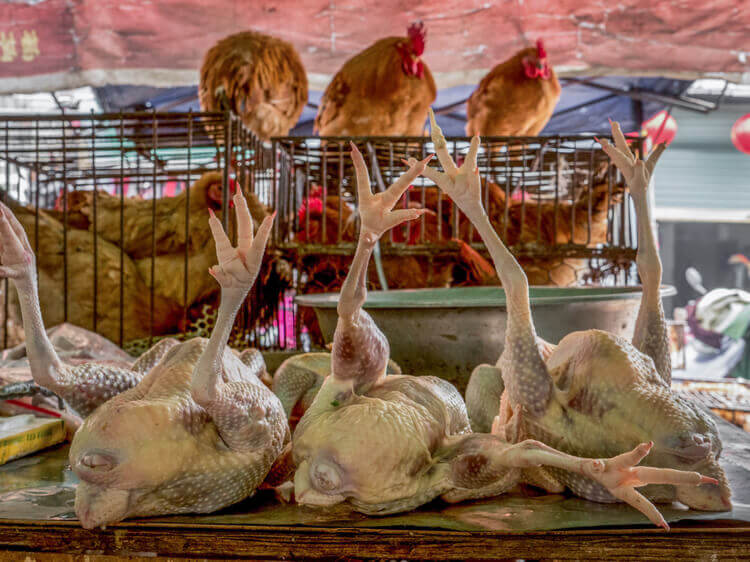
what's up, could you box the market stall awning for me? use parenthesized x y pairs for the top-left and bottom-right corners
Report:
(0, 0), (749, 94)
(93, 77), (694, 136)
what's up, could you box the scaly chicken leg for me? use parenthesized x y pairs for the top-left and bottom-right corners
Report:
(598, 127), (671, 383)
(330, 144), (432, 395)
(272, 145), (430, 425)
(422, 113), (726, 528)
(190, 193), (276, 450)
(419, 111), (552, 417)
(0, 201), (143, 416)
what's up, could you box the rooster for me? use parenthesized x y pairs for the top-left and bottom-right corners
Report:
(466, 40), (561, 137)
(199, 31), (308, 141)
(315, 22), (437, 136)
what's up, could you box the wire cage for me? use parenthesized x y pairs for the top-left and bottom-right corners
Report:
(0, 111), (283, 354)
(271, 135), (642, 345)
(0, 111), (643, 355)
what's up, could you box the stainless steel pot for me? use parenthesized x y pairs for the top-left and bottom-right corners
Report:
(296, 286), (676, 392)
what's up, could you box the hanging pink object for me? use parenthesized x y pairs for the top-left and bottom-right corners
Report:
(162, 180), (179, 197)
(642, 111), (678, 146)
(731, 114), (750, 155)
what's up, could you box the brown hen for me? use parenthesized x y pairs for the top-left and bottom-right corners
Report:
(466, 40), (561, 137)
(56, 173), (274, 342)
(199, 30), (308, 141)
(5, 201), (181, 345)
(315, 23), (436, 136)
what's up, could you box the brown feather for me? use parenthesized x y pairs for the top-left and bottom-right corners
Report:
(315, 37), (437, 136)
(199, 31), (308, 141)
(466, 47), (561, 137)
(8, 203), (182, 344)
(58, 172), (221, 259)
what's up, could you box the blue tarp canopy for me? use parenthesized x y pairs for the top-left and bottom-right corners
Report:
(95, 76), (694, 137)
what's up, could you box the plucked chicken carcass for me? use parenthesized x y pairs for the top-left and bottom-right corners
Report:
(272, 352), (402, 431)
(315, 23), (436, 136)
(427, 121), (731, 525)
(5, 200), (181, 345)
(278, 144), (717, 527)
(0, 194), (287, 529)
(199, 30), (308, 141)
(466, 40), (561, 137)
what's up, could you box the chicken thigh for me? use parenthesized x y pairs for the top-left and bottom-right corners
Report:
(0, 194), (288, 529)
(421, 111), (731, 525)
(285, 144), (715, 526)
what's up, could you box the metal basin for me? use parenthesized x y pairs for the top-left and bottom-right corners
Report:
(296, 286), (676, 392)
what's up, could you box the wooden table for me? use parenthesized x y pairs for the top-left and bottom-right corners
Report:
(1, 417), (749, 560)
(0, 517), (749, 560)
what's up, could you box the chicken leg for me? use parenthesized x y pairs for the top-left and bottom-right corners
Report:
(445, 435), (715, 529)
(0, 201), (143, 416)
(418, 110), (552, 417)
(190, 191), (279, 451)
(328, 144), (431, 397)
(598, 128), (671, 384)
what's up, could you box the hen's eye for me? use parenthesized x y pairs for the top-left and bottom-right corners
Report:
(79, 453), (115, 471)
(310, 461), (342, 493)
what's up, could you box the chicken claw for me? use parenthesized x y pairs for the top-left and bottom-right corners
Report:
(0, 201), (35, 285)
(596, 123), (665, 201)
(413, 109), (483, 216)
(505, 439), (718, 530)
(351, 141), (432, 244)
(581, 441), (717, 529)
(207, 189), (275, 293)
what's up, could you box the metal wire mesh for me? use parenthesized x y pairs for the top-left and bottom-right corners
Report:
(0, 111), (280, 353)
(0, 112), (642, 354)
(272, 135), (640, 282)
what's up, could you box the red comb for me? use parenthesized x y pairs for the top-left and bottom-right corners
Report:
(536, 39), (547, 59)
(408, 21), (426, 56)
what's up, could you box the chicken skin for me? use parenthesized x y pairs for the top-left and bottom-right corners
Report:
(0, 194), (287, 529)
(282, 143), (717, 527)
(421, 112), (731, 526)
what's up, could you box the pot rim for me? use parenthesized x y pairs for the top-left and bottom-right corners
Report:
(295, 285), (677, 309)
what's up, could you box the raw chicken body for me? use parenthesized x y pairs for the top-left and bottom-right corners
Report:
(272, 352), (402, 430)
(0, 195), (287, 529)
(422, 113), (731, 525)
(285, 144), (717, 526)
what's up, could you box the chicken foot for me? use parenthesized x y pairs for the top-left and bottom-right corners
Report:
(598, 127), (671, 384)
(190, 190), (280, 452)
(0, 201), (143, 417)
(327, 144), (431, 396)
(445, 435), (716, 529)
(419, 110), (552, 417)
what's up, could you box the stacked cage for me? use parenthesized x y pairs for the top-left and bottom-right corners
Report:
(0, 111), (642, 354)
(272, 135), (642, 347)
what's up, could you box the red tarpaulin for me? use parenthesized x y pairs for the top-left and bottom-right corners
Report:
(1, 0), (748, 94)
